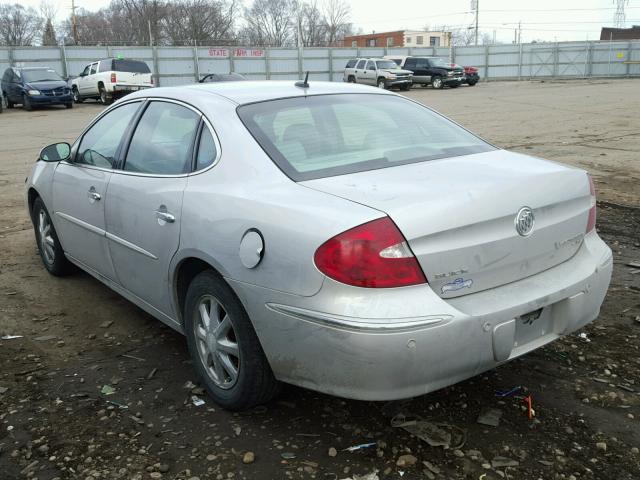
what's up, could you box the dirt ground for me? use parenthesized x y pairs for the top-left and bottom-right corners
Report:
(0, 80), (639, 480)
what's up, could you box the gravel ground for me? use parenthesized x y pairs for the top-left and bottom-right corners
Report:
(0, 80), (639, 480)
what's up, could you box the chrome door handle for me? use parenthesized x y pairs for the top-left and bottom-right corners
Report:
(87, 190), (101, 201)
(155, 210), (175, 223)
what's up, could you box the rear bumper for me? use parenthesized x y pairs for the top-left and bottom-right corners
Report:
(229, 231), (612, 401)
(111, 84), (152, 94)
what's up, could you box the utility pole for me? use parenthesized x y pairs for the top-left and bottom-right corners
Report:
(148, 19), (153, 46)
(517, 21), (522, 44)
(474, 0), (479, 46)
(71, 0), (78, 44)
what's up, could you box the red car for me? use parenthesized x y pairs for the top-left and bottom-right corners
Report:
(462, 66), (479, 86)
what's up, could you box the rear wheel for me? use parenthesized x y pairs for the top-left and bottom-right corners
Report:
(99, 86), (112, 105)
(23, 94), (33, 111)
(184, 270), (280, 410)
(32, 197), (73, 276)
(431, 76), (444, 89)
(347, 75), (356, 83)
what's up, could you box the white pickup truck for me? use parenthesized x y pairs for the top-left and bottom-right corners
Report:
(71, 58), (153, 105)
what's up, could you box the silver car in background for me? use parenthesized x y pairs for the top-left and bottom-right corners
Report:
(26, 81), (612, 410)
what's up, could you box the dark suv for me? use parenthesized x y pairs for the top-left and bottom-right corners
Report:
(388, 56), (464, 89)
(1, 67), (73, 111)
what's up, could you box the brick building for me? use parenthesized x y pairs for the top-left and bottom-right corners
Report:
(343, 30), (451, 49)
(600, 26), (640, 40)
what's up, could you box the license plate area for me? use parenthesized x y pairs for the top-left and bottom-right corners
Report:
(514, 307), (551, 347)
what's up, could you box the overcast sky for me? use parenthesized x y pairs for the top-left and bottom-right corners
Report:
(18, 0), (640, 43)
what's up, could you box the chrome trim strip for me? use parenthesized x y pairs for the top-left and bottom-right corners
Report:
(266, 303), (452, 333)
(54, 211), (105, 236)
(105, 232), (158, 260)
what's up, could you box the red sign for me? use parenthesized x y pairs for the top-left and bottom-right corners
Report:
(234, 48), (265, 57)
(208, 48), (229, 57)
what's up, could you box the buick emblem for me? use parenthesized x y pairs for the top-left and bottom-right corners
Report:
(515, 207), (535, 237)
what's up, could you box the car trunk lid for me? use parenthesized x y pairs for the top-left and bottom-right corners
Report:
(302, 150), (591, 298)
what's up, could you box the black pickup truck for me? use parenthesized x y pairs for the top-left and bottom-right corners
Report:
(389, 56), (464, 89)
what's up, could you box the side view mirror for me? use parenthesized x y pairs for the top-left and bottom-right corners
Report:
(39, 142), (71, 162)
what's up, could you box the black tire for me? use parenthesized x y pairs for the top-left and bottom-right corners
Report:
(347, 75), (356, 83)
(0, 96), (3, 114)
(72, 87), (83, 103)
(32, 197), (74, 276)
(23, 94), (33, 111)
(65, 102), (73, 109)
(377, 77), (386, 89)
(184, 270), (280, 411)
(99, 86), (112, 105)
(400, 84), (411, 91)
(4, 93), (14, 108)
(431, 76), (444, 89)
(468, 81), (477, 86)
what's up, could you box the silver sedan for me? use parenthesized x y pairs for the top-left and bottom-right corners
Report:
(26, 81), (612, 410)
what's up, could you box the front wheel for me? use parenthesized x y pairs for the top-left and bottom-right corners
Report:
(400, 84), (411, 91)
(72, 88), (83, 103)
(431, 76), (444, 89)
(4, 93), (14, 108)
(184, 271), (280, 410)
(32, 197), (73, 276)
(65, 102), (73, 109)
(377, 78), (386, 89)
(23, 94), (33, 111)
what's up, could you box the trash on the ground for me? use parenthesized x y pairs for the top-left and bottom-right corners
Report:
(146, 368), (158, 380)
(578, 332), (591, 342)
(477, 408), (503, 427)
(491, 456), (520, 468)
(525, 395), (534, 420)
(34, 335), (57, 341)
(625, 261), (640, 268)
(495, 386), (522, 397)
(340, 471), (379, 480)
(1, 334), (23, 340)
(120, 353), (145, 361)
(106, 399), (128, 409)
(281, 452), (296, 459)
(183, 380), (197, 389)
(343, 442), (377, 452)
(100, 384), (116, 395)
(0, 386), (8, 394)
(392, 414), (466, 449)
(100, 320), (114, 328)
(396, 454), (418, 467)
(191, 395), (205, 406)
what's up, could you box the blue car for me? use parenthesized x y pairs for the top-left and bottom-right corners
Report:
(1, 67), (73, 111)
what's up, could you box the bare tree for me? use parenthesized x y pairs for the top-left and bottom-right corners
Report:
(163, 0), (238, 45)
(242, 0), (295, 47)
(322, 0), (349, 46)
(294, 0), (326, 47)
(0, 4), (43, 46)
(110, 0), (167, 45)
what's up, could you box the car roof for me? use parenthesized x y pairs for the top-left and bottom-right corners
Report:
(177, 80), (394, 105)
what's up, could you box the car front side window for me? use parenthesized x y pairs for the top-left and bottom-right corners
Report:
(124, 101), (200, 175)
(76, 102), (141, 169)
(81, 65), (90, 76)
(89, 63), (97, 75)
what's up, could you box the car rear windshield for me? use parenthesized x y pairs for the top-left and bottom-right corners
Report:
(22, 69), (63, 82)
(237, 94), (494, 181)
(112, 60), (151, 73)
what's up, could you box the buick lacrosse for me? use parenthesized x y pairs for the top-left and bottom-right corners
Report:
(26, 81), (612, 410)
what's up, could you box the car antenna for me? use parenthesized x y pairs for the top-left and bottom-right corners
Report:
(295, 71), (310, 88)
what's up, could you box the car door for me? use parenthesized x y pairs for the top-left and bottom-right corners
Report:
(354, 59), (367, 83)
(363, 60), (377, 85)
(105, 100), (201, 317)
(52, 101), (142, 279)
(77, 64), (90, 95)
(407, 58), (429, 84)
(9, 68), (22, 102)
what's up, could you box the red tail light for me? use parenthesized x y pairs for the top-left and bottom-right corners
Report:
(314, 217), (427, 288)
(586, 174), (597, 233)
(110, 73), (117, 83)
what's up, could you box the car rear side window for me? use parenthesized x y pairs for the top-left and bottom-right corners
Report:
(345, 59), (357, 68)
(356, 60), (366, 69)
(238, 94), (494, 181)
(76, 102), (141, 169)
(124, 101), (200, 175)
(113, 60), (151, 73)
(196, 126), (217, 171)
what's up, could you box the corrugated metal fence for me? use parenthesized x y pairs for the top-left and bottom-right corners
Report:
(1, 41), (639, 86)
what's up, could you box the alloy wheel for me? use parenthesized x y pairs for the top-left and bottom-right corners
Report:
(38, 209), (55, 265)
(193, 294), (240, 389)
